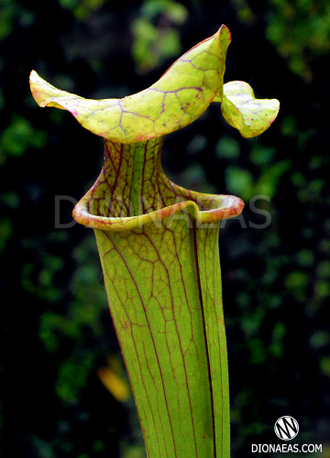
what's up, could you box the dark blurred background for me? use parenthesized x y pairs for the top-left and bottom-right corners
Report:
(1, 0), (330, 456)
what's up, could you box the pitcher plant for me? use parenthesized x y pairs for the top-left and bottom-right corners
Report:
(30, 24), (279, 458)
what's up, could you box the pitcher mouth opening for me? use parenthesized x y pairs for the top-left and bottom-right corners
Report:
(72, 183), (244, 232)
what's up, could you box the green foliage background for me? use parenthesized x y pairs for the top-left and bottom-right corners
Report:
(1, 0), (330, 456)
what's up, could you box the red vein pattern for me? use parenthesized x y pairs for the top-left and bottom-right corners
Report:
(73, 138), (244, 458)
